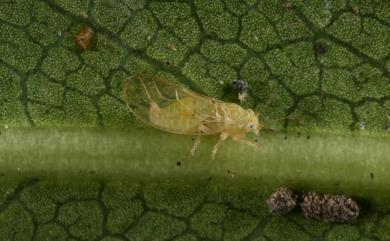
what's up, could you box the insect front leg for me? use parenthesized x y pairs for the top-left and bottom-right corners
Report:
(211, 132), (228, 160)
(232, 133), (261, 149)
(190, 135), (201, 156)
(237, 139), (261, 149)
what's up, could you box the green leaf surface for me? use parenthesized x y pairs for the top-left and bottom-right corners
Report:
(0, 0), (390, 240)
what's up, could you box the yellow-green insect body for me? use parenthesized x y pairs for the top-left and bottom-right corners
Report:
(124, 74), (263, 159)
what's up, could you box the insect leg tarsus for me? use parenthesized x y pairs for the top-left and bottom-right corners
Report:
(211, 132), (228, 160)
(190, 135), (201, 156)
(238, 139), (261, 149)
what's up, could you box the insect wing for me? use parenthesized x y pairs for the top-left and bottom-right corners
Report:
(123, 74), (225, 135)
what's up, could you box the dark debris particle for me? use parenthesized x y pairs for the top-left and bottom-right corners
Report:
(166, 61), (170, 65)
(370, 173), (374, 179)
(227, 170), (230, 173)
(266, 187), (297, 215)
(297, 132), (301, 136)
(232, 79), (248, 92)
(207, 176), (212, 181)
(254, 139), (258, 142)
(191, 137), (195, 141)
(306, 135), (311, 140)
(284, 136), (288, 140)
(300, 193), (360, 223)
(322, 194), (360, 223)
(300, 192), (323, 219)
(176, 161), (181, 166)
(314, 42), (328, 55)
(0, 173), (4, 177)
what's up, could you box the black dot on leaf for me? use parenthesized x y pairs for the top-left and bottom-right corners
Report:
(284, 136), (288, 140)
(176, 161), (181, 166)
(370, 173), (374, 179)
(306, 135), (311, 140)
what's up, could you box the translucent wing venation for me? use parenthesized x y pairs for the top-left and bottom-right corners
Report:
(123, 74), (227, 135)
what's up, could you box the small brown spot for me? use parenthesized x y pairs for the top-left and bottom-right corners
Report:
(167, 43), (177, 51)
(351, 5), (359, 14)
(75, 26), (94, 51)
(80, 11), (88, 18)
(177, 161), (181, 166)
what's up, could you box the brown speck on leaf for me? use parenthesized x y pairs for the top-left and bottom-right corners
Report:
(266, 187), (297, 215)
(351, 5), (359, 14)
(75, 26), (94, 51)
(322, 194), (360, 223)
(80, 11), (88, 18)
(300, 192), (323, 219)
(167, 44), (177, 52)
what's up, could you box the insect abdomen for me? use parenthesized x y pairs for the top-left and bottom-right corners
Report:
(150, 97), (217, 134)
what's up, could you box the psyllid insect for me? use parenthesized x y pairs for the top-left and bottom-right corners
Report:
(123, 74), (264, 160)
